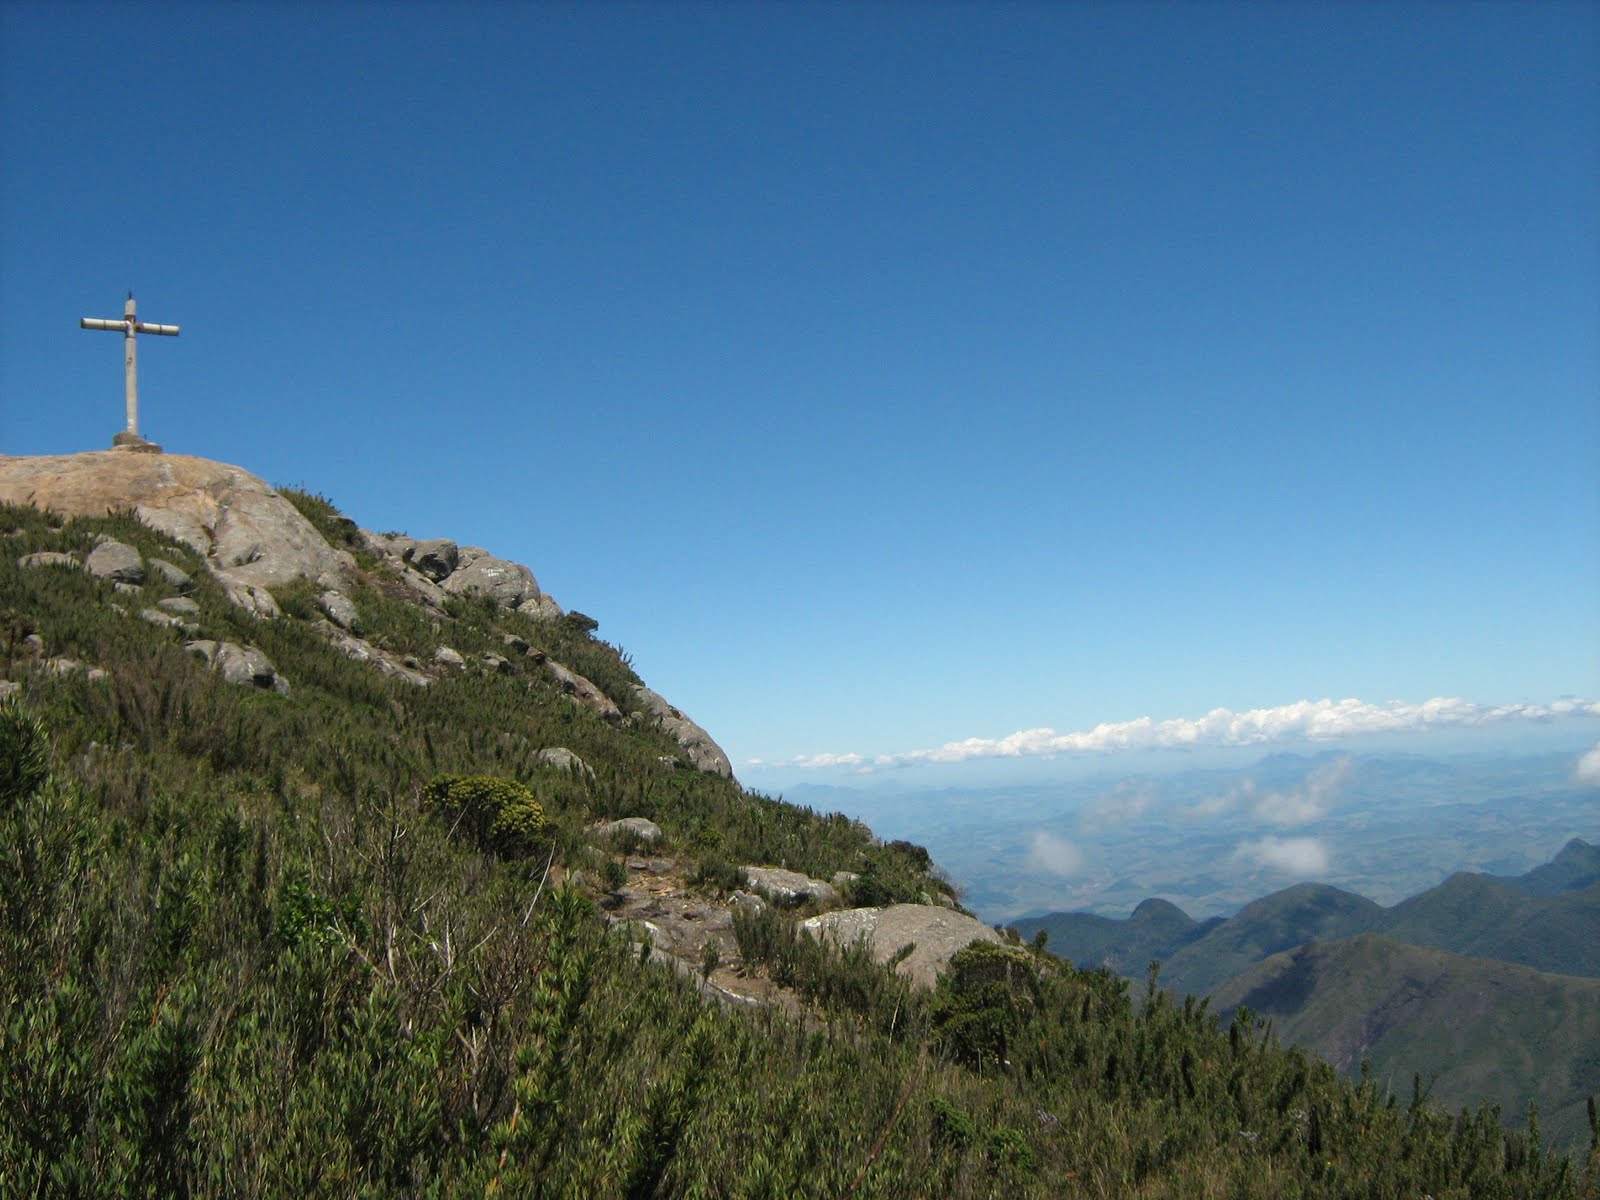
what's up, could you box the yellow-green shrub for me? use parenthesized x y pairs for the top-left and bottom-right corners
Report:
(422, 773), (550, 858)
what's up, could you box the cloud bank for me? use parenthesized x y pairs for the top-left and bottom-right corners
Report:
(1235, 835), (1330, 877)
(1577, 741), (1600, 786)
(767, 696), (1600, 770)
(1025, 831), (1084, 877)
(1249, 757), (1353, 826)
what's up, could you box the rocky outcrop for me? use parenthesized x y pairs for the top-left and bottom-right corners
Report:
(0, 451), (354, 609)
(140, 607), (193, 631)
(440, 547), (542, 609)
(17, 551), (78, 570)
(318, 590), (359, 631)
(545, 660), (621, 721)
(84, 538), (145, 585)
(591, 817), (662, 845)
(320, 626), (431, 687)
(534, 747), (594, 779)
(799, 904), (1003, 990)
(742, 867), (839, 908)
(405, 538), (458, 582)
(184, 640), (288, 694)
(223, 580), (282, 619)
(43, 657), (109, 683)
(147, 558), (194, 592)
(632, 685), (732, 778)
(359, 529), (560, 618)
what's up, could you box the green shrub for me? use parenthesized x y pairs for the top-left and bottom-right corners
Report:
(423, 773), (551, 858)
(0, 697), (49, 806)
(273, 875), (359, 951)
(689, 854), (746, 894)
(929, 1095), (976, 1150)
(930, 942), (1039, 1069)
(988, 1126), (1035, 1174)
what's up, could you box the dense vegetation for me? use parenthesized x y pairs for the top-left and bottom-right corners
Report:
(1015, 861), (1600, 1150)
(3, 495), (1598, 1197)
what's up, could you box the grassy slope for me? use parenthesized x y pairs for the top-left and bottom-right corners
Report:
(1210, 934), (1600, 1154)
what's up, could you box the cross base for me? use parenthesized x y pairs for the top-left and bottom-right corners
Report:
(111, 431), (163, 453)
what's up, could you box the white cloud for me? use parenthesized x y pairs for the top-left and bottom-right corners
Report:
(1250, 757), (1353, 826)
(1025, 831), (1084, 877)
(1577, 741), (1600, 786)
(1235, 835), (1330, 877)
(1183, 793), (1234, 819)
(774, 751), (867, 769)
(763, 696), (1600, 770)
(1081, 778), (1158, 830)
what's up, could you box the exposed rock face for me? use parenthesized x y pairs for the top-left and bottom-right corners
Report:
(440, 548), (541, 608)
(44, 657), (109, 683)
(359, 529), (560, 617)
(139, 607), (189, 630)
(0, 451), (354, 607)
(184, 639), (288, 694)
(318, 590), (359, 631)
(534, 747), (594, 779)
(433, 646), (465, 669)
(799, 904), (1003, 990)
(224, 580), (282, 620)
(632, 685), (732, 778)
(742, 867), (839, 908)
(157, 596), (200, 616)
(17, 551), (78, 570)
(147, 558), (194, 592)
(591, 817), (662, 845)
(517, 593), (562, 619)
(545, 659), (621, 721)
(406, 538), (458, 582)
(321, 626), (431, 687)
(84, 538), (145, 584)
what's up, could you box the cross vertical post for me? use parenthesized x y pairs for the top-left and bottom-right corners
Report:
(80, 293), (180, 438)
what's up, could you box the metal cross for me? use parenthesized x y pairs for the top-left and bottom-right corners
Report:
(81, 292), (180, 438)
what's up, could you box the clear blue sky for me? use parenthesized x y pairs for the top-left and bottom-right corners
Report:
(3, 2), (1597, 788)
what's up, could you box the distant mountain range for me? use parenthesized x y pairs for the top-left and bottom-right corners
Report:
(1211, 936), (1600, 1156)
(1013, 839), (1600, 1151)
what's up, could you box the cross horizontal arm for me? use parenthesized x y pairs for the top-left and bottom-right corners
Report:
(134, 322), (180, 336)
(80, 317), (126, 331)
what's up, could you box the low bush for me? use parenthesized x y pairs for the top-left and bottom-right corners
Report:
(422, 774), (550, 858)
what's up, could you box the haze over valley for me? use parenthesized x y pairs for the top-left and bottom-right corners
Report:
(787, 738), (1598, 922)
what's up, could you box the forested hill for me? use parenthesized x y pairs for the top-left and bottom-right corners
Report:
(1013, 844), (1600, 1152)
(2, 448), (1597, 1196)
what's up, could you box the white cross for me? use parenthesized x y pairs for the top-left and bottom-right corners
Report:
(81, 293), (180, 438)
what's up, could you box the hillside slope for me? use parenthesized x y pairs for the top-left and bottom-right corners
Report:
(1211, 934), (1600, 1153)
(2, 448), (1593, 1196)
(1158, 884), (1384, 998)
(1495, 838), (1600, 897)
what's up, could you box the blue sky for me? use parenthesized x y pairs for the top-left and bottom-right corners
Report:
(3, 2), (1597, 791)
